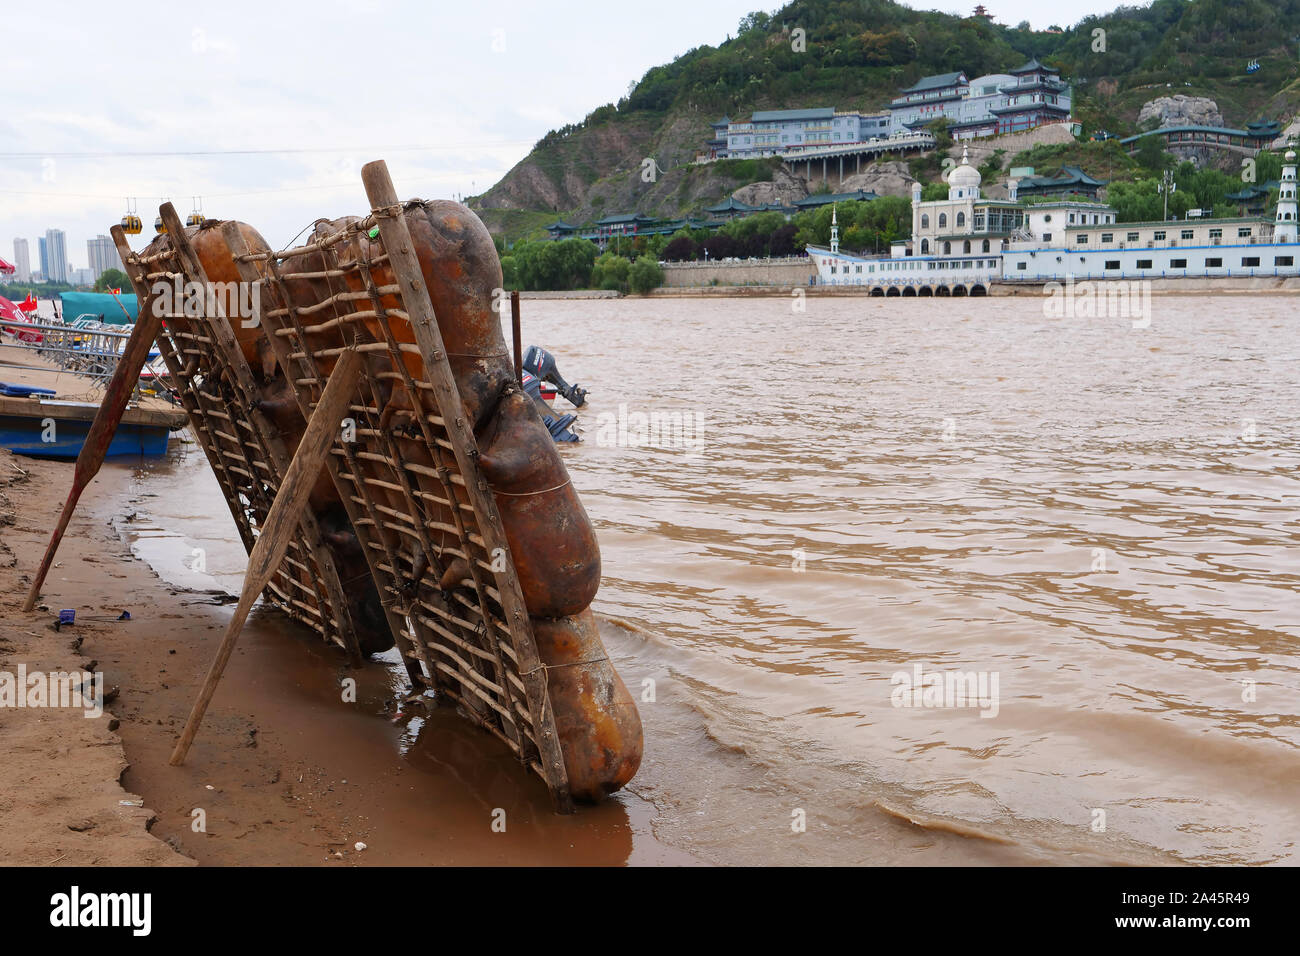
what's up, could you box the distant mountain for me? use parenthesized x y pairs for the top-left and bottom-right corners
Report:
(471, 0), (1300, 240)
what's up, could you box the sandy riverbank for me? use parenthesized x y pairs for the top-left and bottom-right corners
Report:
(0, 449), (188, 866)
(0, 445), (700, 866)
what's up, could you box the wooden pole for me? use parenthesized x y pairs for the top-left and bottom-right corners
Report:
(168, 347), (362, 766)
(360, 160), (574, 813)
(21, 225), (165, 612)
(510, 290), (522, 385)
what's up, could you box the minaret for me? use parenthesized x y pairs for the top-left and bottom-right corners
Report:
(830, 204), (839, 255)
(911, 180), (923, 238)
(1276, 145), (1297, 244)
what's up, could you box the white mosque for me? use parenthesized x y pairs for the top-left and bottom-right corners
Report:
(807, 145), (1300, 294)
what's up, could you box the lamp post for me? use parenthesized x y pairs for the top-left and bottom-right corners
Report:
(1159, 168), (1176, 221)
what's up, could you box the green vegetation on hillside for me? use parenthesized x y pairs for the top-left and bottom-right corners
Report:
(1008, 140), (1139, 182)
(474, 0), (1300, 245)
(1105, 151), (1286, 221)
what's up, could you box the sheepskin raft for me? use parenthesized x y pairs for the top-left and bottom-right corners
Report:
(111, 162), (642, 811)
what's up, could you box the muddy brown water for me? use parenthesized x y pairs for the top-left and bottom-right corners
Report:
(103, 294), (1299, 865)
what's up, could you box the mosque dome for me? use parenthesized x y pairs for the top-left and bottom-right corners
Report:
(948, 145), (981, 191)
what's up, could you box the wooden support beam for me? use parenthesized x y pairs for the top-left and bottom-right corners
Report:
(168, 348), (362, 766)
(360, 159), (574, 813)
(22, 225), (167, 612)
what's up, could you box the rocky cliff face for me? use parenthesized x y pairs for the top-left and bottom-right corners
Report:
(1137, 95), (1224, 129)
(837, 161), (918, 198)
(731, 167), (808, 206)
(474, 117), (660, 213)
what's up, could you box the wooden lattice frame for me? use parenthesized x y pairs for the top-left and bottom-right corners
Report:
(112, 207), (365, 665)
(212, 165), (572, 810)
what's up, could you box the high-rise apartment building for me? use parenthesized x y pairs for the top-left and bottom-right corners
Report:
(43, 229), (68, 283)
(87, 235), (117, 280)
(12, 239), (31, 282)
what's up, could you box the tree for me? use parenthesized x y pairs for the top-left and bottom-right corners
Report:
(628, 256), (664, 295)
(662, 235), (698, 261)
(507, 238), (596, 290)
(702, 233), (740, 260)
(547, 238), (597, 289)
(590, 253), (631, 291)
(768, 223), (798, 257)
(499, 256), (520, 291)
(921, 181), (948, 201)
(924, 117), (953, 152)
(1134, 134), (1169, 172)
(94, 268), (129, 292)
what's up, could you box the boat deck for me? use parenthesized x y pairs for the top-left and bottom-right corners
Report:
(0, 339), (188, 456)
(0, 341), (187, 430)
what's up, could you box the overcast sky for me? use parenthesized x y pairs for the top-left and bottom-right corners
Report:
(2, 0), (1137, 271)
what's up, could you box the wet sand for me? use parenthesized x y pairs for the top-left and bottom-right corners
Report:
(0, 449), (698, 865)
(0, 449), (188, 866)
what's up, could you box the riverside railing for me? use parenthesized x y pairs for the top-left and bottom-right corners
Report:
(0, 318), (170, 402)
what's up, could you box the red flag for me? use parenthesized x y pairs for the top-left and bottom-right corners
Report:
(18, 294), (38, 312)
(109, 287), (122, 295)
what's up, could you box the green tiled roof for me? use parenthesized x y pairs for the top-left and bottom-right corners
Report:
(899, 71), (966, 94)
(1119, 125), (1275, 144)
(794, 189), (879, 208)
(1016, 166), (1108, 190)
(1010, 58), (1057, 74)
(593, 213), (655, 225)
(750, 107), (835, 122)
(705, 196), (760, 213)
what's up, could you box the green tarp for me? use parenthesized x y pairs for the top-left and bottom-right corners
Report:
(59, 291), (139, 325)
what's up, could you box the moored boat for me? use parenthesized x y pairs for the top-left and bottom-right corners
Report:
(0, 336), (186, 459)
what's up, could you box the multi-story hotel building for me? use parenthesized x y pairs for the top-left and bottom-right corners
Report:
(86, 235), (117, 281)
(888, 59), (1072, 139)
(717, 108), (893, 159)
(42, 229), (68, 284)
(707, 58), (1072, 161)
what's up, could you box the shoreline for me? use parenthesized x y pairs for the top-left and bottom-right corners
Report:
(0, 446), (700, 866)
(523, 279), (1300, 299)
(0, 449), (189, 866)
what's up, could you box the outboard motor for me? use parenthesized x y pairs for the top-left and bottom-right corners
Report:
(522, 371), (580, 442)
(523, 345), (587, 407)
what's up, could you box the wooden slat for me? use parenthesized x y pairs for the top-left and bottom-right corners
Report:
(360, 162), (572, 812)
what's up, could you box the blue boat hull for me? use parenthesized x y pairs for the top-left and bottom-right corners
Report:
(0, 414), (172, 459)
